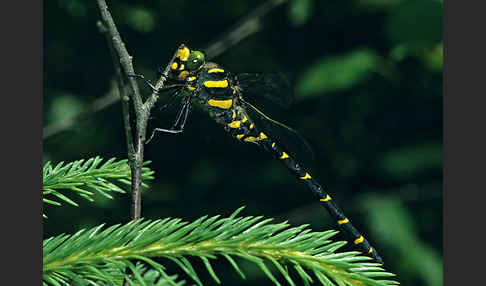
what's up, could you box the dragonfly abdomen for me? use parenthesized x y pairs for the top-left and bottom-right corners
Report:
(222, 107), (269, 143)
(260, 140), (384, 264)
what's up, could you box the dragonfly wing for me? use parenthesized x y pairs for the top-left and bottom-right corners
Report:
(236, 73), (294, 109)
(239, 98), (314, 163)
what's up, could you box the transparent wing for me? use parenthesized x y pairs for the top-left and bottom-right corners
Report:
(236, 73), (294, 109)
(240, 98), (314, 163)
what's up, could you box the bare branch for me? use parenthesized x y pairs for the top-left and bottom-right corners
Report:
(96, 0), (143, 112)
(96, 0), (145, 221)
(204, 0), (287, 59)
(43, 89), (119, 140)
(142, 47), (180, 114)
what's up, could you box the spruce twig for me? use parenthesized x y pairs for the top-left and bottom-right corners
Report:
(43, 208), (398, 286)
(42, 157), (154, 217)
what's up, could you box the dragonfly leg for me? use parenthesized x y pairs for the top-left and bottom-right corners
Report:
(146, 97), (192, 144)
(172, 97), (191, 128)
(127, 73), (183, 93)
(158, 89), (181, 111)
(176, 97), (192, 130)
(156, 66), (166, 79)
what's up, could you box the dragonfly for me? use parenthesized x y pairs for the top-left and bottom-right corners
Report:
(131, 44), (384, 264)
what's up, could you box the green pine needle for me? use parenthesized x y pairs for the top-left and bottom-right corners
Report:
(43, 207), (398, 285)
(42, 157), (155, 216)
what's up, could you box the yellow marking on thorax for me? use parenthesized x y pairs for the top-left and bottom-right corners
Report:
(236, 134), (245, 139)
(354, 236), (364, 244)
(187, 86), (196, 91)
(368, 248), (373, 254)
(178, 71), (189, 80)
(171, 62), (178, 70)
(338, 218), (349, 225)
(320, 195), (332, 201)
(208, 99), (232, 109)
(232, 110), (236, 119)
(187, 76), (197, 82)
(208, 68), (225, 73)
(204, 80), (229, 88)
(227, 121), (241, 128)
(271, 142), (276, 148)
(280, 152), (289, 159)
(300, 173), (312, 180)
(242, 115), (248, 122)
(179, 64), (185, 71)
(177, 47), (190, 61)
(249, 123), (254, 129)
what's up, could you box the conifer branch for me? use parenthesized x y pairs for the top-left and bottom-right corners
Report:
(42, 157), (154, 216)
(43, 208), (398, 286)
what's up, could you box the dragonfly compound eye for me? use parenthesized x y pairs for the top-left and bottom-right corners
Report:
(186, 51), (205, 71)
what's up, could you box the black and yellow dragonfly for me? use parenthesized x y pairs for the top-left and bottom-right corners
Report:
(132, 44), (384, 264)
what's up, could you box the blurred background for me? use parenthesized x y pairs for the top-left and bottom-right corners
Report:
(44, 0), (442, 285)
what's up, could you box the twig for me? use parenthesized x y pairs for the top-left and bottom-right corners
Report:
(204, 0), (287, 59)
(142, 48), (179, 115)
(97, 0), (150, 221)
(43, 89), (119, 139)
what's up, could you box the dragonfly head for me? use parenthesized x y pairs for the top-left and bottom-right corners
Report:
(169, 44), (206, 81)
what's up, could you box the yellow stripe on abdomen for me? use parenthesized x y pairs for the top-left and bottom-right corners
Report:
(354, 236), (364, 244)
(204, 80), (229, 88)
(320, 195), (332, 202)
(257, 133), (267, 140)
(243, 132), (268, 143)
(208, 68), (225, 73)
(243, 136), (257, 142)
(338, 218), (349, 224)
(207, 99), (232, 109)
(300, 173), (312, 180)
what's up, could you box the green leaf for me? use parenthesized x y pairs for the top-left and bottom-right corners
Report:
(385, 0), (442, 49)
(379, 143), (442, 179)
(296, 49), (379, 98)
(288, 0), (313, 27)
(123, 6), (156, 33)
(367, 196), (442, 286)
(47, 94), (85, 125)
